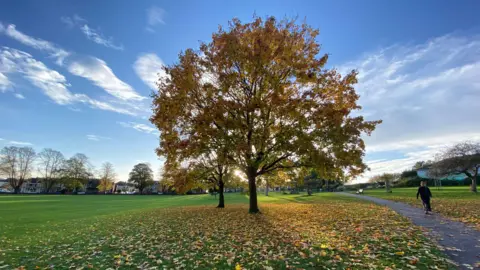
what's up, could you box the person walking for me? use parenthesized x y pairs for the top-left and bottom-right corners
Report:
(417, 181), (433, 214)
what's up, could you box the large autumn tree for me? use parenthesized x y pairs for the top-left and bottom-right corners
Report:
(151, 16), (380, 213)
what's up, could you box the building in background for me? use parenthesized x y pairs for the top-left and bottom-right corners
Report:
(113, 182), (137, 194)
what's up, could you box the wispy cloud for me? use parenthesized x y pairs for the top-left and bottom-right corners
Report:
(134, 53), (166, 90)
(146, 6), (166, 32)
(9, 140), (33, 146)
(1, 47), (75, 105)
(0, 23), (145, 116)
(86, 134), (111, 141)
(80, 25), (124, 50)
(14, 93), (25, 99)
(339, 33), (480, 183)
(0, 72), (11, 92)
(0, 23), (70, 65)
(68, 57), (144, 101)
(74, 94), (136, 116)
(61, 15), (124, 50)
(60, 15), (85, 29)
(0, 47), (135, 115)
(117, 121), (159, 135)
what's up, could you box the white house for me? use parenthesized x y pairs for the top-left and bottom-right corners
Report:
(20, 178), (44, 193)
(0, 179), (12, 193)
(113, 182), (137, 194)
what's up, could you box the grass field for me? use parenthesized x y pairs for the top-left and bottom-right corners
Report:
(0, 193), (453, 269)
(360, 186), (480, 229)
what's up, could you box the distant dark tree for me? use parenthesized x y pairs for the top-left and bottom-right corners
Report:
(412, 160), (432, 170)
(128, 163), (154, 194)
(401, 170), (418, 179)
(0, 146), (36, 194)
(303, 170), (323, 195)
(430, 141), (480, 192)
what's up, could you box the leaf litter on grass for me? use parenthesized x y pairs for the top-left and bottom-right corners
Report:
(0, 201), (454, 269)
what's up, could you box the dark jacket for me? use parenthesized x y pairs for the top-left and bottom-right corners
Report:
(417, 186), (432, 200)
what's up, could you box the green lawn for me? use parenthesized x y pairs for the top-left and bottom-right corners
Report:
(359, 186), (480, 229)
(0, 193), (453, 269)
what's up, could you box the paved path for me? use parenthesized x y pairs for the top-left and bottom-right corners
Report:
(341, 193), (480, 269)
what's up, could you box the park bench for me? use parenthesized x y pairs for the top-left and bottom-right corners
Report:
(356, 189), (364, 194)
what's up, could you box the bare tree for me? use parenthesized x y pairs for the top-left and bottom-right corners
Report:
(98, 162), (116, 194)
(0, 146), (36, 194)
(430, 141), (480, 192)
(38, 148), (65, 193)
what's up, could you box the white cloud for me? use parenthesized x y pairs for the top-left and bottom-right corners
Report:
(353, 133), (480, 184)
(117, 121), (159, 135)
(0, 23), (70, 65)
(339, 33), (480, 183)
(61, 15), (123, 50)
(366, 133), (480, 153)
(1, 23), (144, 116)
(60, 15), (85, 28)
(80, 25), (124, 51)
(86, 134), (111, 141)
(146, 6), (166, 32)
(14, 93), (25, 99)
(1, 47), (75, 104)
(74, 94), (136, 116)
(68, 57), (144, 101)
(8, 140), (33, 146)
(0, 72), (11, 92)
(134, 53), (166, 90)
(0, 47), (135, 115)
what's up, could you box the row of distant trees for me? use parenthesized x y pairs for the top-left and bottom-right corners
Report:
(0, 146), (161, 194)
(368, 141), (480, 192)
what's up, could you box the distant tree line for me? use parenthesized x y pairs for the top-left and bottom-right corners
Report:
(0, 146), (175, 195)
(364, 141), (480, 193)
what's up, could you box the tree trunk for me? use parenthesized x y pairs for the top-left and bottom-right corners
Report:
(471, 174), (478, 193)
(14, 186), (21, 194)
(247, 167), (260, 213)
(217, 180), (225, 208)
(265, 180), (269, 196)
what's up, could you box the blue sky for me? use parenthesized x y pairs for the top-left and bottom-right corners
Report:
(1, 0), (480, 182)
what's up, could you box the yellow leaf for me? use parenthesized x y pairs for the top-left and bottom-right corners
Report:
(395, 251), (404, 256)
(235, 263), (242, 270)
